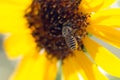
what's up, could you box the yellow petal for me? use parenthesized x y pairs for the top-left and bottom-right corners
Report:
(90, 8), (120, 27)
(87, 25), (120, 49)
(0, 0), (32, 33)
(1, 0), (31, 5)
(75, 51), (108, 80)
(62, 53), (88, 80)
(91, 8), (120, 18)
(10, 53), (57, 80)
(98, 0), (116, 10)
(80, 0), (115, 12)
(83, 37), (120, 77)
(62, 51), (108, 80)
(4, 31), (36, 59)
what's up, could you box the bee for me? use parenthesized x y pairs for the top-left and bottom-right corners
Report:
(62, 24), (78, 50)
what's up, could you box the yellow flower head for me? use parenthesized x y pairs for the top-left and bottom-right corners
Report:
(0, 0), (120, 80)
(25, 0), (90, 59)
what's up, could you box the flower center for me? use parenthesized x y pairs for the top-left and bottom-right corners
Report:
(25, 0), (90, 59)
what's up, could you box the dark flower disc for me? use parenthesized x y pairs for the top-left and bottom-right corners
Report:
(25, 0), (90, 59)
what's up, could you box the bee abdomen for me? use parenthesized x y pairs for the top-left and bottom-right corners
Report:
(65, 35), (78, 50)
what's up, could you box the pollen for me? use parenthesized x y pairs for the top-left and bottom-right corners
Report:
(25, 0), (90, 60)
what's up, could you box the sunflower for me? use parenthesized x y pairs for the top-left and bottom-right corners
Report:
(0, 0), (120, 80)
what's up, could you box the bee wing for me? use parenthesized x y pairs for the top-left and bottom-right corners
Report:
(65, 35), (78, 50)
